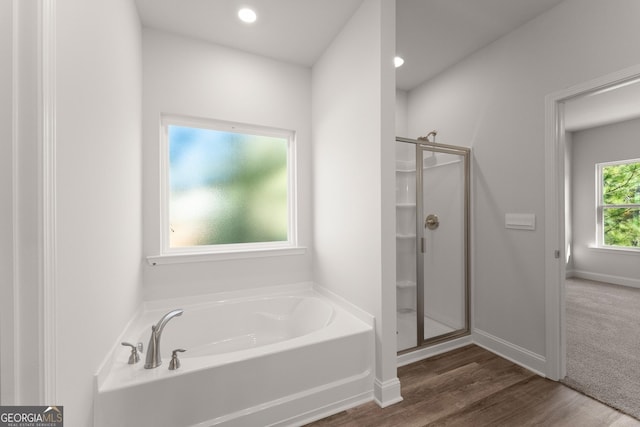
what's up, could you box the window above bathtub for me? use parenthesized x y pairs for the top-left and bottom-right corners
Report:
(147, 115), (303, 265)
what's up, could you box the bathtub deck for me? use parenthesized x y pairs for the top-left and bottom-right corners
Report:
(306, 344), (639, 426)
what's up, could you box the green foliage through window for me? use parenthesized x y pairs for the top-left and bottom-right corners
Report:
(168, 123), (289, 248)
(600, 161), (640, 248)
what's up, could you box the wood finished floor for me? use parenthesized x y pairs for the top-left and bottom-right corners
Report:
(305, 345), (640, 427)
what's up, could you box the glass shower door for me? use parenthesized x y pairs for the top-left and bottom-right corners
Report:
(416, 143), (470, 346)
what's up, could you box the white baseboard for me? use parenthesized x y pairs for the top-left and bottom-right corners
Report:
(373, 377), (403, 408)
(572, 270), (640, 290)
(473, 329), (546, 377)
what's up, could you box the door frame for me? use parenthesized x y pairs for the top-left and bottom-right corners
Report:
(2, 0), (58, 404)
(544, 64), (640, 380)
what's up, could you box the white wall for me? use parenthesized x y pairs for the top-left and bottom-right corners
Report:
(0, 0), (14, 404)
(406, 0), (640, 365)
(55, 0), (143, 424)
(312, 0), (400, 404)
(570, 117), (640, 287)
(13, 0), (43, 404)
(395, 89), (413, 161)
(141, 29), (313, 299)
(396, 89), (408, 138)
(564, 131), (574, 274)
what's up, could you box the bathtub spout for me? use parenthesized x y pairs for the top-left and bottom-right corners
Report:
(144, 309), (184, 369)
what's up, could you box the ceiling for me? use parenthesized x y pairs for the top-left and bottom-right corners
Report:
(134, 0), (363, 68)
(135, 0), (564, 91)
(134, 0), (640, 130)
(395, 0), (565, 91)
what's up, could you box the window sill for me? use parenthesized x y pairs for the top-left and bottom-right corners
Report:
(146, 246), (307, 266)
(588, 245), (640, 256)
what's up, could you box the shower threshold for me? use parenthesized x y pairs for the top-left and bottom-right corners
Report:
(396, 309), (456, 352)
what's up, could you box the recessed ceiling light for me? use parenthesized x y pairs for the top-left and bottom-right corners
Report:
(394, 56), (405, 68)
(238, 7), (257, 23)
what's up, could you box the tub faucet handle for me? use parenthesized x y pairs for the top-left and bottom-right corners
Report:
(121, 342), (140, 364)
(168, 349), (186, 371)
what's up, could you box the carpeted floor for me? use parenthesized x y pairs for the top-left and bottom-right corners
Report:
(563, 277), (640, 420)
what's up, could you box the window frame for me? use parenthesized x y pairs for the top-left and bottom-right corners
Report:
(595, 158), (640, 251)
(153, 114), (301, 263)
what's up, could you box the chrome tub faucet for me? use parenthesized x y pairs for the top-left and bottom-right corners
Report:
(144, 309), (184, 369)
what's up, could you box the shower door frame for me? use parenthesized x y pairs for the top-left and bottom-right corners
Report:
(397, 136), (471, 352)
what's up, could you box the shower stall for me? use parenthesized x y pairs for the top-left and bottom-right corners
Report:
(395, 135), (470, 352)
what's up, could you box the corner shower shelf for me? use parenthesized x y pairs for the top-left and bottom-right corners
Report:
(396, 160), (415, 172)
(396, 233), (416, 239)
(396, 280), (416, 288)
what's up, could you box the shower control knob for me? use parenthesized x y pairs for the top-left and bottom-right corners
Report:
(425, 214), (439, 230)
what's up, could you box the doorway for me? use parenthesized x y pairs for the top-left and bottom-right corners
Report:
(545, 64), (640, 380)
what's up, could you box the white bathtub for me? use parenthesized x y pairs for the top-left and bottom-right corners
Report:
(94, 284), (374, 427)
